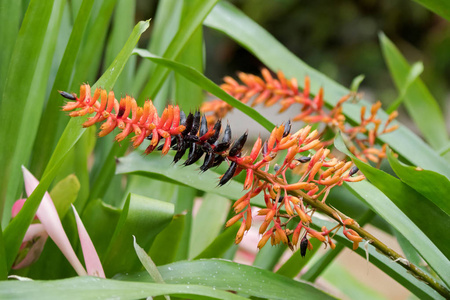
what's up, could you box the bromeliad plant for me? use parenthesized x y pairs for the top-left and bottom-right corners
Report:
(60, 83), (367, 253)
(1, 0), (450, 299)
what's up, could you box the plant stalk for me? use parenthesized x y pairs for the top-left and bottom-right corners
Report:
(253, 168), (450, 298)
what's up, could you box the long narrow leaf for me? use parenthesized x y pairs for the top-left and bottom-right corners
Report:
(134, 49), (274, 131)
(0, 0), (55, 225)
(102, 194), (174, 277)
(0, 276), (246, 300)
(138, 0), (219, 102)
(29, 0), (95, 178)
(412, 0), (450, 21)
(380, 32), (448, 150)
(387, 150), (450, 216)
(117, 259), (337, 300)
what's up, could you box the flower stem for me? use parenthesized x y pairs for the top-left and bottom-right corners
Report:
(253, 168), (450, 298)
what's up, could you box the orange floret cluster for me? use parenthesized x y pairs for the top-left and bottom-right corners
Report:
(201, 68), (398, 165)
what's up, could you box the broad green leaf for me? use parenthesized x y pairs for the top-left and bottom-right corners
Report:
(0, 0), (58, 225)
(133, 236), (169, 300)
(310, 217), (444, 300)
(275, 239), (321, 278)
(149, 213), (186, 266)
(194, 222), (241, 260)
(81, 199), (121, 260)
(102, 193), (174, 277)
(412, 0), (450, 21)
(138, 0), (219, 102)
(204, 1), (450, 178)
(49, 174), (81, 219)
(2, 20), (149, 270)
(116, 151), (264, 205)
(380, 32), (448, 150)
(335, 134), (450, 287)
(0, 276), (245, 300)
(134, 49), (275, 131)
(189, 194), (230, 259)
(29, 0), (95, 178)
(117, 259), (337, 299)
(387, 150), (450, 216)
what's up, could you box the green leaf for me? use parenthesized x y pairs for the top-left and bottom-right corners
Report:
(117, 259), (337, 299)
(387, 150), (450, 216)
(138, 0), (219, 101)
(189, 194), (230, 259)
(72, 0), (118, 85)
(49, 174), (81, 219)
(380, 32), (448, 150)
(0, 0), (21, 97)
(133, 236), (170, 300)
(102, 193), (174, 277)
(134, 49), (275, 131)
(350, 156), (450, 260)
(194, 222), (241, 260)
(386, 61), (423, 114)
(204, 1), (450, 178)
(81, 199), (121, 260)
(116, 151), (264, 205)
(149, 213), (186, 266)
(350, 74), (365, 93)
(29, 0), (95, 178)
(412, 0), (450, 21)
(0, 276), (246, 300)
(132, 0), (183, 95)
(0, 0), (59, 225)
(394, 229), (424, 267)
(2, 19), (149, 271)
(0, 230), (6, 280)
(174, 26), (205, 111)
(335, 133), (450, 287)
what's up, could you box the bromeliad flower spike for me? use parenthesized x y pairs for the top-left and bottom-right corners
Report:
(201, 69), (399, 166)
(60, 84), (366, 252)
(60, 84), (450, 298)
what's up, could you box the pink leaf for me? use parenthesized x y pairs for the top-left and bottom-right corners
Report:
(21, 166), (87, 276)
(72, 205), (105, 278)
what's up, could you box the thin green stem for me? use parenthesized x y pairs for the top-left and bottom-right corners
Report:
(253, 168), (450, 299)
